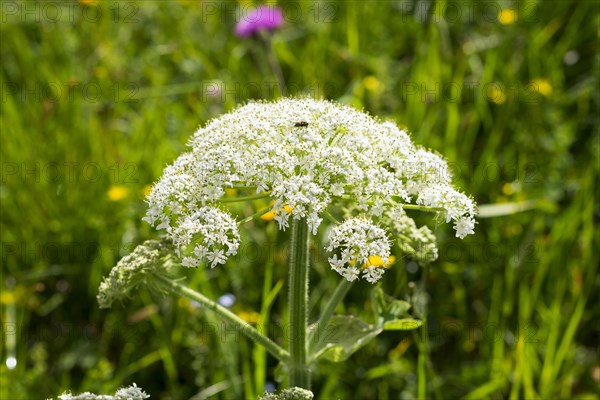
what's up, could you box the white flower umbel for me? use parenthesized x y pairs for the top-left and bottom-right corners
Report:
(144, 98), (476, 272)
(383, 205), (439, 265)
(258, 387), (314, 400)
(169, 207), (239, 268)
(97, 240), (175, 309)
(58, 383), (149, 400)
(326, 217), (391, 283)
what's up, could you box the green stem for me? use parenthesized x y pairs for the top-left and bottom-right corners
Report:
(260, 30), (287, 96)
(417, 266), (429, 400)
(218, 193), (271, 203)
(322, 210), (340, 225)
(288, 219), (310, 389)
(237, 206), (272, 226)
(337, 195), (445, 213)
(308, 279), (353, 359)
(153, 273), (290, 363)
(401, 204), (445, 212)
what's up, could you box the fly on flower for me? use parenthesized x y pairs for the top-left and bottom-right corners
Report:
(294, 121), (309, 127)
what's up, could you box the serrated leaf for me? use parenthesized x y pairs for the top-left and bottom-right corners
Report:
(382, 318), (423, 331)
(311, 315), (382, 363)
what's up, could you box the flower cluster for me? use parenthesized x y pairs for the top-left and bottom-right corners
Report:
(58, 383), (149, 400)
(144, 98), (476, 276)
(326, 218), (391, 283)
(97, 240), (174, 309)
(258, 387), (314, 400)
(382, 206), (439, 265)
(169, 207), (240, 268)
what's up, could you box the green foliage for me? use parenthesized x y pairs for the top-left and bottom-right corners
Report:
(1, 0), (598, 399)
(312, 315), (383, 363)
(309, 287), (422, 362)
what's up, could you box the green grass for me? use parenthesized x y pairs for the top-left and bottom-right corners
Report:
(1, 0), (598, 399)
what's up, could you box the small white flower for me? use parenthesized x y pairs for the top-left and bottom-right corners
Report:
(330, 183), (345, 196)
(156, 218), (170, 231)
(328, 254), (345, 273)
(307, 212), (322, 235)
(342, 266), (360, 282)
(363, 266), (385, 283)
(182, 256), (200, 268)
(369, 200), (385, 217)
(454, 217), (475, 239)
(274, 211), (290, 231)
(207, 249), (227, 268)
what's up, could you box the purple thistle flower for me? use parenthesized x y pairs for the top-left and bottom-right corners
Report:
(235, 5), (284, 37)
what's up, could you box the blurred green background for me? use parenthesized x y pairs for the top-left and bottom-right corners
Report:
(1, 0), (598, 399)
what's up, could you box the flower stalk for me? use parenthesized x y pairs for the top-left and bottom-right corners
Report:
(218, 193), (271, 203)
(152, 273), (290, 363)
(308, 279), (353, 359)
(260, 30), (287, 96)
(288, 219), (311, 389)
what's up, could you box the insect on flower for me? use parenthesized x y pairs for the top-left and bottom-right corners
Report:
(294, 121), (309, 127)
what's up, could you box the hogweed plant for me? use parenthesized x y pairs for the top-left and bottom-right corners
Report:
(98, 98), (476, 394)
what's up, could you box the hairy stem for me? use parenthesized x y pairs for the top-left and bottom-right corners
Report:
(153, 273), (289, 363)
(288, 219), (310, 389)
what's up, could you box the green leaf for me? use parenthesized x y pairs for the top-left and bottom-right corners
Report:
(476, 200), (557, 218)
(310, 315), (382, 363)
(372, 286), (412, 321)
(385, 299), (411, 319)
(382, 318), (423, 331)
(371, 287), (422, 330)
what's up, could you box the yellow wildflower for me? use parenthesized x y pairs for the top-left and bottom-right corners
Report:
(107, 186), (130, 201)
(498, 9), (517, 25)
(261, 209), (277, 221)
(236, 310), (260, 325)
(363, 255), (397, 269)
(261, 205), (293, 221)
(0, 291), (16, 305)
(363, 76), (383, 92)
(487, 85), (506, 105)
(530, 79), (552, 96)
